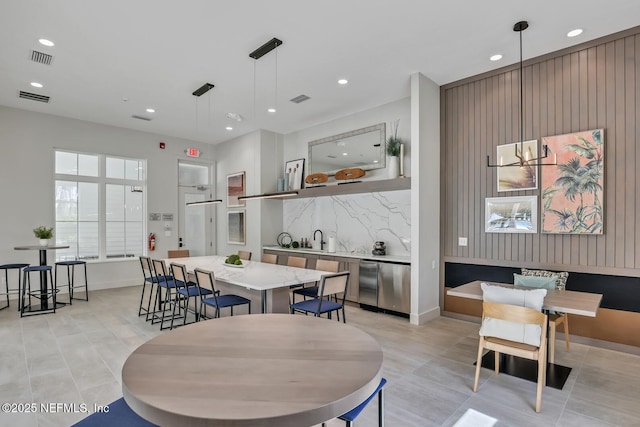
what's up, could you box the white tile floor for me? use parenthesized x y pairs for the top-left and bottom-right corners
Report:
(1, 285), (639, 426)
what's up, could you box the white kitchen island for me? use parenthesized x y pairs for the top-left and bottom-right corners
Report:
(166, 255), (331, 313)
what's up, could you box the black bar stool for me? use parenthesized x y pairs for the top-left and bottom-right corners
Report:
(55, 260), (89, 304)
(0, 263), (29, 311)
(21, 265), (56, 316)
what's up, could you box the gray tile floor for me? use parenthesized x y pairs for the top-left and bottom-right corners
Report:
(1, 286), (639, 426)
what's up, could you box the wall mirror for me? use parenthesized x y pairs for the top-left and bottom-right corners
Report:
(308, 123), (386, 176)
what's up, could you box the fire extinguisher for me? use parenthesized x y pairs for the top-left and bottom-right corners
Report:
(148, 233), (156, 251)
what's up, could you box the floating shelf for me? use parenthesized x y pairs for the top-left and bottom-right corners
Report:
(287, 177), (410, 199)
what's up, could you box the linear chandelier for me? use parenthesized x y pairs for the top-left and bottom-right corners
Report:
(487, 21), (557, 168)
(186, 199), (222, 206)
(238, 190), (298, 201)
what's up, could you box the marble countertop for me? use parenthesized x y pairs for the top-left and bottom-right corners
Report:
(262, 246), (411, 264)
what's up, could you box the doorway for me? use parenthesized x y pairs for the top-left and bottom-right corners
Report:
(178, 161), (214, 256)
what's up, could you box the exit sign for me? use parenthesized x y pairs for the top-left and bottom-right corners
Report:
(186, 148), (200, 157)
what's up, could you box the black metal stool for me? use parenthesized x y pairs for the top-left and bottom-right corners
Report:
(21, 265), (56, 316)
(55, 260), (88, 304)
(0, 263), (29, 311)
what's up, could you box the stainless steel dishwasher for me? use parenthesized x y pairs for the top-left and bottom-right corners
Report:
(358, 260), (379, 308)
(359, 260), (410, 316)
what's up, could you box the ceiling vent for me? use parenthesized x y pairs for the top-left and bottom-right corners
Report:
(131, 115), (152, 121)
(290, 94), (310, 104)
(30, 50), (53, 65)
(18, 91), (50, 103)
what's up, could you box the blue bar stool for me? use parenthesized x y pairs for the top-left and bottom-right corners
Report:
(0, 263), (29, 311)
(21, 265), (56, 316)
(55, 260), (89, 304)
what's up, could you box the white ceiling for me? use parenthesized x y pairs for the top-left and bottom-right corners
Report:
(1, 1), (639, 145)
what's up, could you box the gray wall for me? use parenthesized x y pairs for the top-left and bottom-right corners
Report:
(441, 27), (640, 278)
(0, 106), (213, 289)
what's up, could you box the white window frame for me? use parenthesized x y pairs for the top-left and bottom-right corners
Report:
(54, 150), (147, 262)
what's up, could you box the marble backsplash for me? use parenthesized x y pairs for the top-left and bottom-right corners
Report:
(282, 189), (411, 256)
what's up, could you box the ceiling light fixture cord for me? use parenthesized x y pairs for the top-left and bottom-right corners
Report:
(487, 20), (556, 168)
(274, 46), (278, 111)
(253, 60), (257, 126)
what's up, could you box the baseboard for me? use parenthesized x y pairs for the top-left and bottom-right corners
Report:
(410, 306), (440, 325)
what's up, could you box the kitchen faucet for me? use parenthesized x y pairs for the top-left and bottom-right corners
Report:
(313, 229), (325, 251)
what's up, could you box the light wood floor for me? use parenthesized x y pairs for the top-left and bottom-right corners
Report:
(1, 286), (639, 426)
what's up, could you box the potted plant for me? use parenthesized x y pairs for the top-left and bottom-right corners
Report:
(386, 119), (403, 178)
(33, 226), (54, 246)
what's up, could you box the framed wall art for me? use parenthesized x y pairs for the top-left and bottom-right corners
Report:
(284, 159), (305, 190)
(227, 210), (246, 245)
(485, 196), (537, 233)
(227, 171), (245, 207)
(541, 129), (604, 234)
(496, 140), (538, 192)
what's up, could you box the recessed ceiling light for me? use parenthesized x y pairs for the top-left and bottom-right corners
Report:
(567, 29), (583, 38)
(226, 126), (233, 131)
(38, 39), (54, 47)
(267, 108), (276, 113)
(337, 79), (348, 85)
(490, 54), (503, 61)
(146, 108), (155, 113)
(373, 160), (379, 163)
(342, 152), (348, 156)
(30, 82), (43, 88)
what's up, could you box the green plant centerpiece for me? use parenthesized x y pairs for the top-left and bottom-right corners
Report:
(33, 226), (54, 239)
(34, 226), (54, 246)
(224, 254), (243, 266)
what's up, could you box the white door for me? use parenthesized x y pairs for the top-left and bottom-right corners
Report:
(178, 161), (214, 256)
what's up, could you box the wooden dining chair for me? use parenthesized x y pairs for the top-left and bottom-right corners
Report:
(195, 268), (251, 318)
(286, 256), (307, 268)
(473, 301), (548, 412)
(290, 271), (350, 323)
(261, 253), (278, 264)
(168, 249), (190, 258)
(292, 259), (339, 303)
(322, 377), (387, 427)
(169, 262), (214, 329)
(150, 259), (179, 329)
(238, 250), (252, 261)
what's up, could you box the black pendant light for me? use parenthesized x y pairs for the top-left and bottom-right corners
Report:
(487, 21), (557, 168)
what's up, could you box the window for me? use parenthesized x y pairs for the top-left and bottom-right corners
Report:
(55, 151), (146, 261)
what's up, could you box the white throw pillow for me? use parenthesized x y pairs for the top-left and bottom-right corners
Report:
(479, 282), (546, 346)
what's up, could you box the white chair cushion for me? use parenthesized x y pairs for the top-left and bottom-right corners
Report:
(479, 283), (547, 346)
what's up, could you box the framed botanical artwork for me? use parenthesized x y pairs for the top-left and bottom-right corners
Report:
(284, 158), (305, 190)
(496, 140), (538, 192)
(227, 171), (245, 207)
(541, 129), (604, 234)
(485, 196), (537, 233)
(227, 210), (246, 245)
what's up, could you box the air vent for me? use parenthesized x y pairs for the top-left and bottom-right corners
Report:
(18, 91), (50, 103)
(290, 94), (310, 104)
(131, 115), (152, 121)
(30, 50), (53, 65)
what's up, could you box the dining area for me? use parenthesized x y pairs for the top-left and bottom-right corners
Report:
(3, 280), (639, 427)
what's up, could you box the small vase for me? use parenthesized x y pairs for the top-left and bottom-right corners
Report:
(39, 239), (49, 247)
(388, 156), (399, 179)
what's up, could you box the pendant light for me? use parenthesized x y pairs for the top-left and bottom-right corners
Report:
(487, 21), (557, 168)
(186, 83), (222, 206)
(249, 37), (283, 120)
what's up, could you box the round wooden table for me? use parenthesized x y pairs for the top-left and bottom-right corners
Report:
(122, 314), (383, 427)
